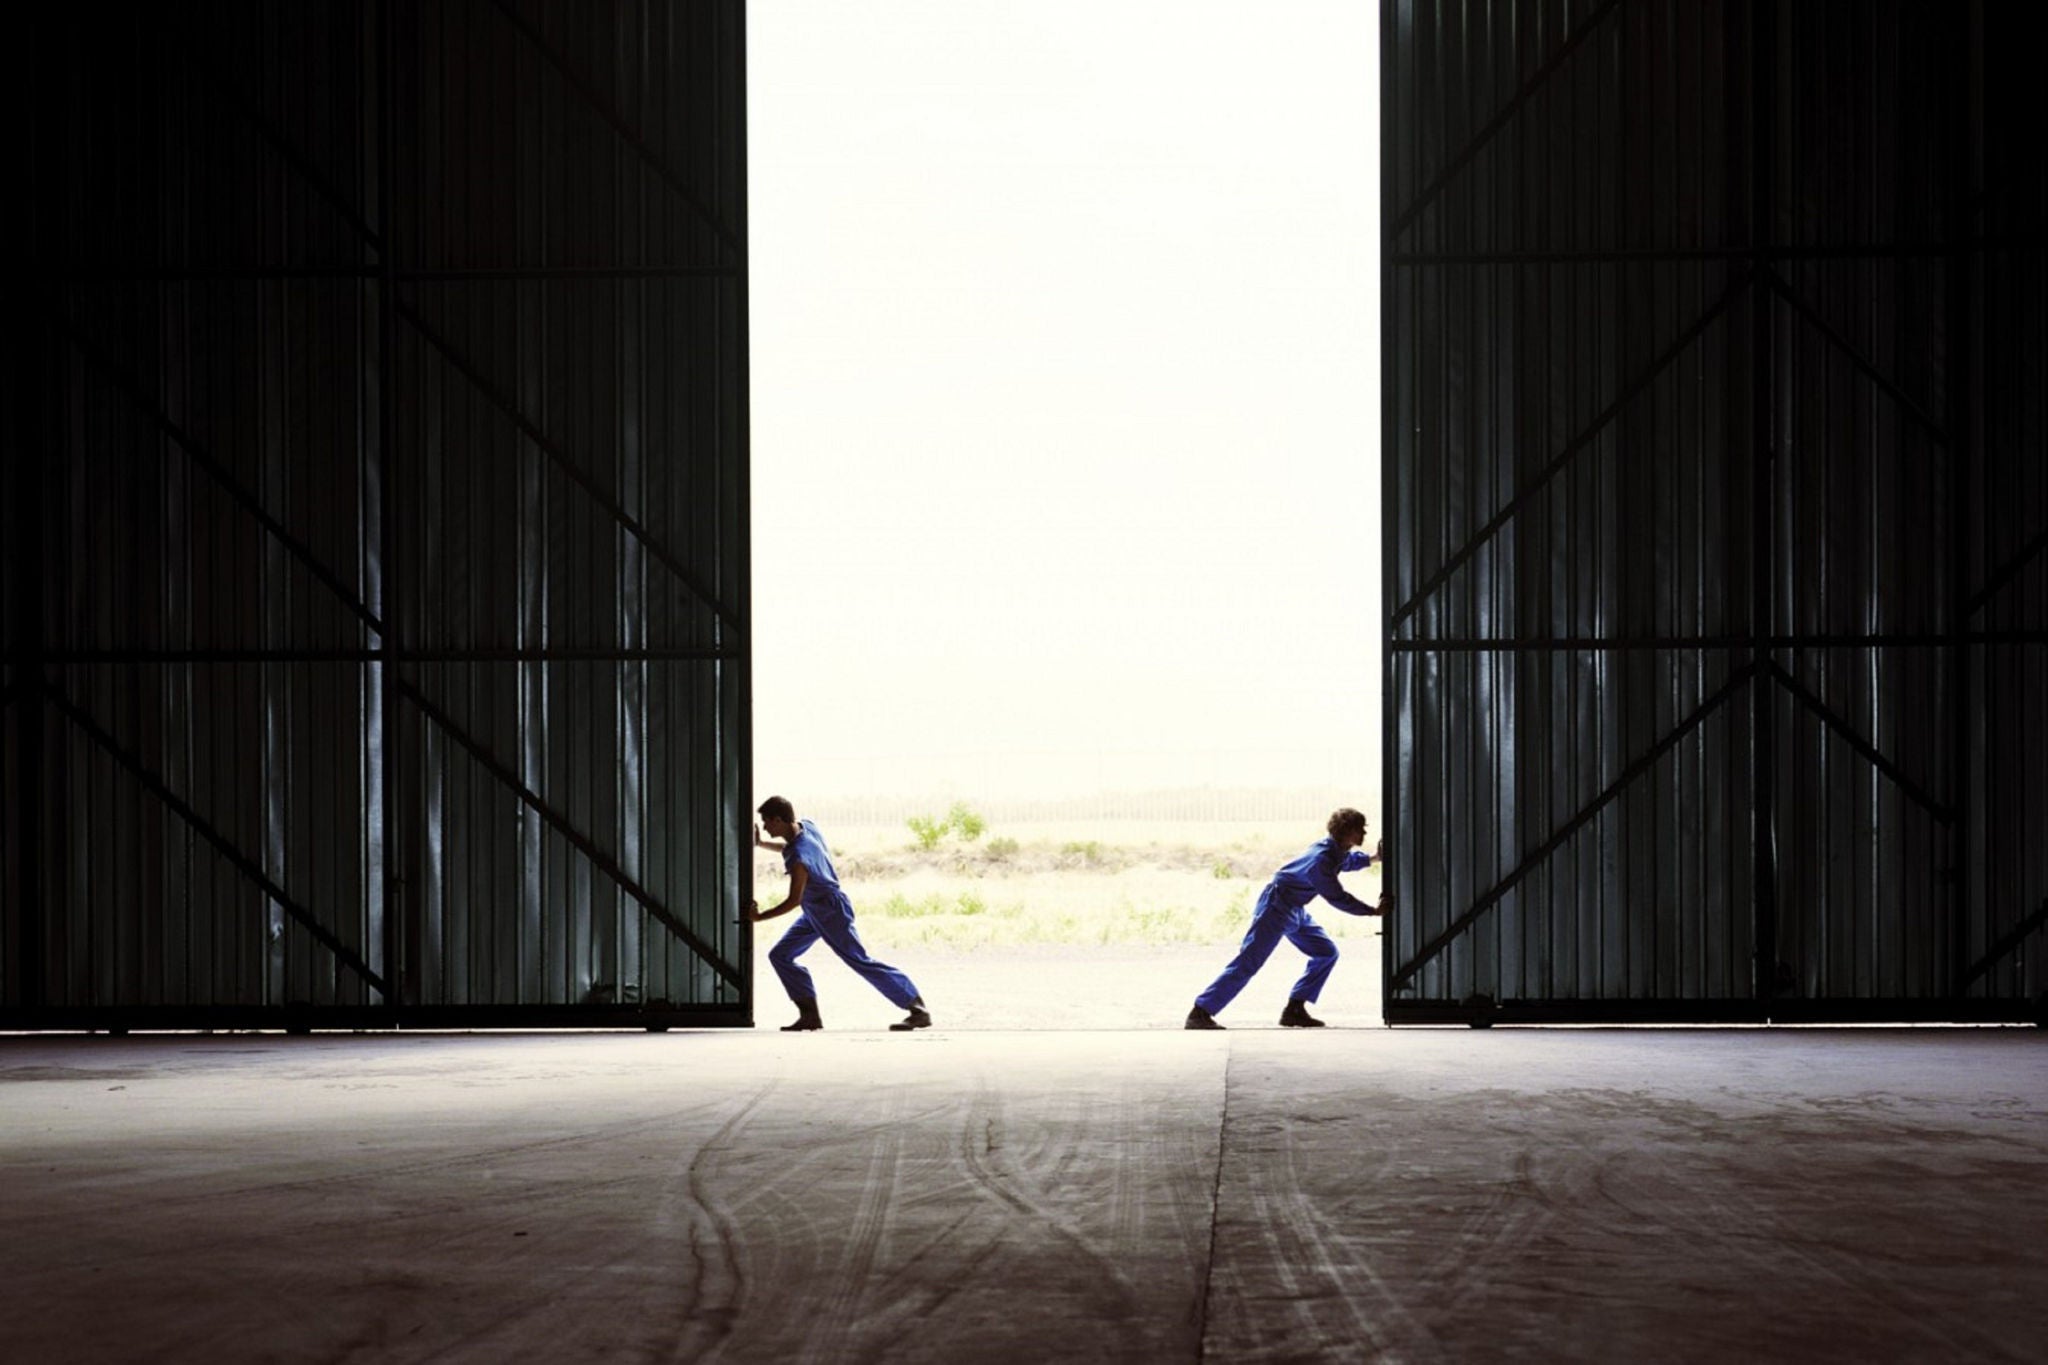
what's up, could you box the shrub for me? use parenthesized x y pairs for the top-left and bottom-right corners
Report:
(947, 802), (986, 842)
(986, 836), (1019, 860)
(907, 804), (987, 848)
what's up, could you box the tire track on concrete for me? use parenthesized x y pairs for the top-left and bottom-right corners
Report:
(663, 1085), (940, 1365)
(344, 1081), (786, 1365)
(8, 1100), (769, 1301)
(956, 1077), (1149, 1320)
(1396, 1130), (1573, 1317)
(1287, 1120), (1444, 1359)
(846, 1045), (1221, 1357)
(841, 1090), (1061, 1356)
(664, 1079), (780, 1364)
(1194, 1036), (1233, 1365)
(736, 1088), (1037, 1364)
(1588, 1132), (2037, 1363)
(1254, 1120), (1408, 1361)
(43, 1100), (744, 1225)
(753, 1064), (1170, 1360)
(655, 1079), (975, 1363)
(849, 1216), (1009, 1359)
(1104, 1085), (1149, 1323)
(1199, 1047), (1436, 1364)
(800, 1087), (914, 1365)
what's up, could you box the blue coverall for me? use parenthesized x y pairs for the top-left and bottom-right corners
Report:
(1195, 836), (1376, 1016)
(768, 821), (922, 1009)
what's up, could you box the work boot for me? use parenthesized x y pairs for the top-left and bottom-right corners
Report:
(1279, 999), (1326, 1028)
(889, 998), (932, 1032)
(1184, 1006), (1224, 1030)
(780, 999), (823, 1032)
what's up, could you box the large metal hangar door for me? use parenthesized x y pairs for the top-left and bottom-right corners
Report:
(2, 1), (753, 1029)
(1383, 0), (2048, 1025)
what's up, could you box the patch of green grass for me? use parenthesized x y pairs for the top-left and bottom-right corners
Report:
(873, 890), (996, 920)
(875, 892), (942, 918)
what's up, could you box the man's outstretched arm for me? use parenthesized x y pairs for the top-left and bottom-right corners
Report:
(750, 864), (809, 922)
(1310, 862), (1380, 917)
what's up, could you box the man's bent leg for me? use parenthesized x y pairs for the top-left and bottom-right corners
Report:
(1286, 916), (1340, 1004)
(769, 915), (822, 1001)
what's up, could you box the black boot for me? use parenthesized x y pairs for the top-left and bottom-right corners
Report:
(780, 999), (823, 1032)
(889, 997), (932, 1032)
(1279, 999), (1326, 1028)
(1185, 1006), (1225, 1030)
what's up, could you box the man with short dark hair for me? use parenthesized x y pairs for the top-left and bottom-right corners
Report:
(752, 796), (931, 1032)
(1185, 807), (1387, 1029)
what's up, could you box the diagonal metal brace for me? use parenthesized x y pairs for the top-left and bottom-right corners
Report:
(1761, 268), (1947, 442)
(1769, 662), (1953, 824)
(1386, 0), (1626, 244)
(1963, 526), (2048, 619)
(488, 0), (741, 255)
(144, 8), (381, 254)
(394, 676), (742, 989)
(398, 300), (740, 637)
(62, 324), (384, 636)
(1390, 663), (1755, 991)
(41, 682), (390, 997)
(1393, 272), (1750, 630)
(1953, 896), (2048, 996)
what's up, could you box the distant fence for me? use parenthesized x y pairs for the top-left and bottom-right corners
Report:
(802, 790), (1358, 826)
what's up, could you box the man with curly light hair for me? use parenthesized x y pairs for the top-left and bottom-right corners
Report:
(1185, 807), (1387, 1029)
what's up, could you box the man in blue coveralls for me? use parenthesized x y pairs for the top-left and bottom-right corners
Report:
(1185, 807), (1387, 1029)
(751, 795), (932, 1033)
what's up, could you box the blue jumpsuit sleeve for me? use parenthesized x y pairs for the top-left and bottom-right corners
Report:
(1341, 851), (1373, 872)
(1310, 861), (1379, 916)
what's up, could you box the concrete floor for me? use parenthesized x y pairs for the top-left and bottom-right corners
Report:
(3, 1023), (2045, 1364)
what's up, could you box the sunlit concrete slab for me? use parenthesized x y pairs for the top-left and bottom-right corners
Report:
(2, 1026), (2042, 1364)
(1, 1033), (1221, 1364)
(1205, 1029), (2048, 1363)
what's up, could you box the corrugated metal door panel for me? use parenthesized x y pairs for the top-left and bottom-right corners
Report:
(2, 0), (750, 1029)
(1385, 0), (2046, 1024)
(392, 659), (736, 1010)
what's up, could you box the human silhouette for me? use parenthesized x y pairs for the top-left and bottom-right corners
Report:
(752, 795), (931, 1032)
(1186, 807), (1387, 1029)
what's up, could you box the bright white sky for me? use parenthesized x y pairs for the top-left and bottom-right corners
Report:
(747, 0), (1379, 803)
